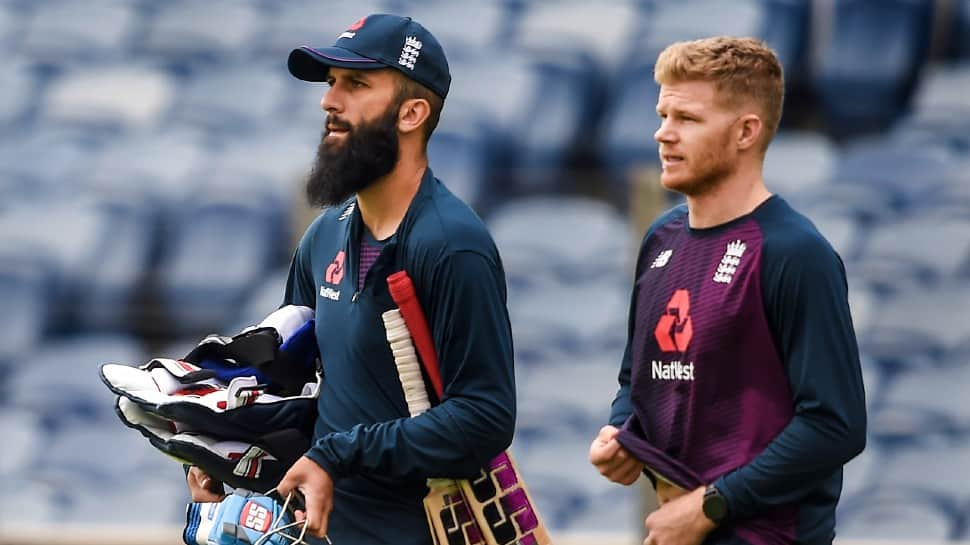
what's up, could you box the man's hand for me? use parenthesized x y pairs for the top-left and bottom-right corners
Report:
(589, 425), (645, 485)
(643, 486), (716, 545)
(277, 456), (335, 539)
(186, 466), (226, 502)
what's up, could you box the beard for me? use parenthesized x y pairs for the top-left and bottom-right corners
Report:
(304, 104), (400, 208)
(660, 131), (736, 198)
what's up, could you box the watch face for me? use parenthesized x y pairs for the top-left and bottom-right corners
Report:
(703, 490), (727, 523)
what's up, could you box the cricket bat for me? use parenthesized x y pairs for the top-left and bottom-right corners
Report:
(383, 271), (552, 545)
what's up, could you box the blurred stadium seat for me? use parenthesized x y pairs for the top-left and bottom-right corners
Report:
(40, 64), (176, 132)
(20, 1), (136, 64)
(139, 0), (262, 63)
(810, 0), (934, 133)
(258, 0), (389, 60)
(153, 186), (282, 336)
(838, 486), (962, 540)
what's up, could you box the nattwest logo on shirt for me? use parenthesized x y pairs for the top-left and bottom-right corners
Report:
(713, 240), (746, 284)
(321, 250), (345, 301)
(653, 289), (696, 381)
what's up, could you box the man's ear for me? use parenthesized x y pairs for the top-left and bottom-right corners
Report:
(736, 113), (763, 152)
(398, 98), (431, 136)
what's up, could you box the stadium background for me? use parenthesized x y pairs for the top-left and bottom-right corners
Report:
(1, 0), (969, 543)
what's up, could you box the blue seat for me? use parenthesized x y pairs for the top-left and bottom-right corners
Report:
(154, 186), (281, 336)
(811, 0), (934, 133)
(6, 333), (147, 423)
(598, 56), (661, 199)
(950, 0), (970, 58)
(764, 131), (837, 198)
(427, 110), (492, 212)
(394, 0), (510, 58)
(0, 128), (97, 202)
(447, 47), (599, 197)
(834, 140), (957, 212)
(86, 128), (210, 209)
(0, 408), (45, 480)
(513, 47), (604, 196)
(488, 196), (632, 284)
(860, 284), (970, 374)
(170, 63), (289, 135)
(0, 61), (35, 127)
(0, 255), (51, 366)
(257, 0), (390, 59)
(760, 0), (811, 78)
(855, 217), (970, 294)
(40, 64), (176, 133)
(227, 267), (290, 334)
(879, 363), (970, 434)
(512, 0), (644, 78)
(73, 193), (157, 331)
(837, 485), (961, 540)
(140, 0), (263, 63)
(566, 486), (641, 533)
(911, 62), (970, 118)
(0, 200), (115, 329)
(638, 0), (766, 64)
(20, 1), (137, 63)
(517, 350), (624, 427)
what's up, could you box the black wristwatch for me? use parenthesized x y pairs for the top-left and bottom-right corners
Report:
(702, 484), (729, 525)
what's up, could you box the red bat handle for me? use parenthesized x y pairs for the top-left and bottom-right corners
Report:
(386, 271), (444, 399)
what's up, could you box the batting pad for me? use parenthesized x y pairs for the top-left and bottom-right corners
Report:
(184, 489), (303, 545)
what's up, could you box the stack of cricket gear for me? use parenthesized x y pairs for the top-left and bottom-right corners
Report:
(99, 305), (321, 492)
(183, 489), (318, 545)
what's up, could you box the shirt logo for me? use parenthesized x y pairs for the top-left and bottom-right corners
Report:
(325, 250), (346, 285)
(654, 289), (692, 352)
(339, 16), (366, 39)
(321, 250), (345, 301)
(713, 240), (746, 284)
(399, 36), (422, 70)
(239, 501), (271, 533)
(338, 202), (355, 221)
(650, 249), (673, 269)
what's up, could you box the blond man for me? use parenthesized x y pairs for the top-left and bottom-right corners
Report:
(589, 37), (866, 545)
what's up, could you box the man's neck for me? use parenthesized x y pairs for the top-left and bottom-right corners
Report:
(685, 162), (771, 229)
(356, 153), (427, 241)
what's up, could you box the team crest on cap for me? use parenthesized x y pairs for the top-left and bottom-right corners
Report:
(399, 36), (422, 70)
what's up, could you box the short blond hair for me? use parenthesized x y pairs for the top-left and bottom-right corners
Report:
(655, 36), (784, 151)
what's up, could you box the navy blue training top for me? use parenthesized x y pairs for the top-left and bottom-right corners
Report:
(283, 168), (516, 545)
(610, 196), (867, 545)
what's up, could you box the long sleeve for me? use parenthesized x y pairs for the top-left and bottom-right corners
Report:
(714, 233), (867, 519)
(609, 298), (636, 427)
(306, 250), (516, 481)
(283, 225), (318, 309)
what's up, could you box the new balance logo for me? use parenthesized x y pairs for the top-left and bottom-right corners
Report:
(650, 249), (673, 269)
(713, 240), (746, 284)
(338, 202), (355, 221)
(398, 36), (422, 70)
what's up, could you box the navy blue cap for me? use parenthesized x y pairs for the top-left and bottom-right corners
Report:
(288, 14), (450, 99)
